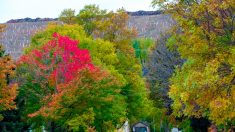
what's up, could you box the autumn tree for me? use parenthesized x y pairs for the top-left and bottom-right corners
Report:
(0, 46), (17, 121)
(153, 0), (235, 128)
(59, 8), (76, 24)
(17, 32), (127, 131)
(93, 9), (137, 54)
(26, 19), (154, 125)
(0, 24), (17, 121)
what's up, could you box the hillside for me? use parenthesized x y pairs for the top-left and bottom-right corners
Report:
(0, 12), (174, 60)
(0, 22), (50, 59)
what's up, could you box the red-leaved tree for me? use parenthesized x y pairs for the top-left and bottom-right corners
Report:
(17, 33), (95, 117)
(17, 33), (126, 131)
(18, 33), (94, 92)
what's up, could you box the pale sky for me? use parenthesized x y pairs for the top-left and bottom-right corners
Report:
(0, 0), (154, 23)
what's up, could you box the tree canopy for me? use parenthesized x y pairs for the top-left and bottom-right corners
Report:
(17, 32), (127, 131)
(153, 0), (235, 127)
(17, 17), (154, 130)
(59, 8), (76, 24)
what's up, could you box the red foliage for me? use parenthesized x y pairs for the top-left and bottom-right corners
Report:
(18, 33), (94, 91)
(18, 33), (122, 120)
(17, 33), (99, 118)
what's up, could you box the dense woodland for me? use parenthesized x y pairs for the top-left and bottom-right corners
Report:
(0, 0), (234, 131)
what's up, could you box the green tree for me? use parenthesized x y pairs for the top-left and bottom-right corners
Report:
(87, 8), (154, 123)
(93, 9), (137, 54)
(153, 0), (235, 127)
(132, 38), (155, 66)
(77, 4), (107, 35)
(59, 8), (76, 24)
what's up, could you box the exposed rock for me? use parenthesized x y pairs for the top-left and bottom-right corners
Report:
(0, 21), (54, 59)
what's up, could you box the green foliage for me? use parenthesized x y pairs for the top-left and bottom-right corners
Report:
(76, 4), (107, 35)
(25, 24), (125, 84)
(59, 8), (76, 24)
(18, 31), (127, 131)
(78, 7), (154, 123)
(24, 17), (154, 127)
(51, 69), (126, 131)
(132, 38), (154, 66)
(17, 5), (156, 130)
(76, 5), (137, 55)
(178, 119), (193, 132)
(66, 108), (95, 131)
(146, 108), (173, 132)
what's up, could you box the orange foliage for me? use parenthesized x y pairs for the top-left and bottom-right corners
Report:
(0, 46), (17, 118)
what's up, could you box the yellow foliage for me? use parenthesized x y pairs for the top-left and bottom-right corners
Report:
(154, 0), (235, 125)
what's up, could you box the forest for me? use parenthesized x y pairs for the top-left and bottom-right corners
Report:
(0, 0), (234, 131)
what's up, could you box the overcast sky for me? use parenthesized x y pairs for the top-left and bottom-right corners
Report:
(0, 0), (154, 23)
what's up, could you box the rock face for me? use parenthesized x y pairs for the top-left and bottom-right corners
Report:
(0, 22), (51, 59)
(128, 14), (175, 39)
(0, 11), (175, 60)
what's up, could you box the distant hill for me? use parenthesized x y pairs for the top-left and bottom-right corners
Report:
(0, 11), (175, 60)
(0, 21), (53, 59)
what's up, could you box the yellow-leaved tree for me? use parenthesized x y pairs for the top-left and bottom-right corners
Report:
(152, 0), (235, 127)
